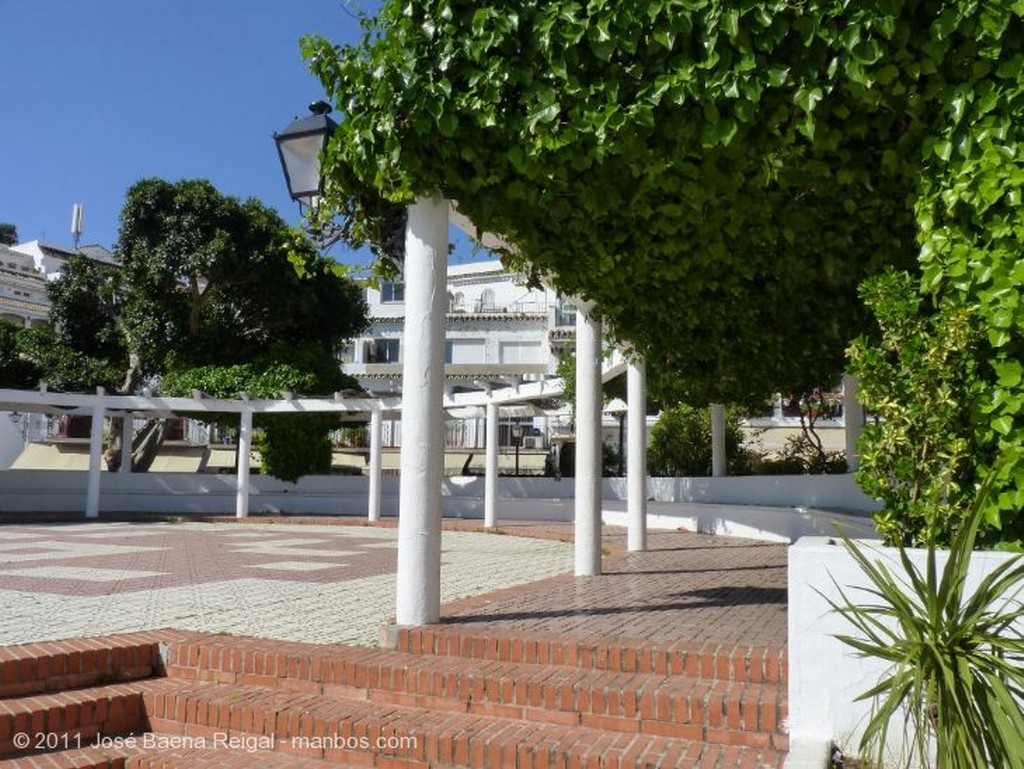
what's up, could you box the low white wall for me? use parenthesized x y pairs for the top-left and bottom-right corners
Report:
(630, 474), (879, 513)
(0, 470), (877, 542)
(788, 537), (1023, 766)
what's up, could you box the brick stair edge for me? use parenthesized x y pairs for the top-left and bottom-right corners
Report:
(139, 679), (788, 768)
(392, 626), (788, 683)
(0, 632), (187, 700)
(158, 637), (789, 749)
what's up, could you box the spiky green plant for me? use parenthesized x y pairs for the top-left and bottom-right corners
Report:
(827, 480), (1024, 768)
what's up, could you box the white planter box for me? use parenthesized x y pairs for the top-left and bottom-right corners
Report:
(788, 537), (1023, 767)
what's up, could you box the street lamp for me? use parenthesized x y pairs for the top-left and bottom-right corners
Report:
(274, 101), (337, 212)
(274, 102), (407, 263)
(511, 424), (523, 477)
(274, 101), (343, 247)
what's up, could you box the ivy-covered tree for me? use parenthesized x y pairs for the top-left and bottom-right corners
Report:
(304, 0), (1024, 545)
(302, 0), (921, 405)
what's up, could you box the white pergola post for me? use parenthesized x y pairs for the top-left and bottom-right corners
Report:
(710, 402), (727, 477)
(119, 415), (133, 473)
(395, 194), (448, 626)
(368, 405), (384, 521)
(843, 373), (863, 472)
(235, 402), (252, 518)
(484, 399), (499, 528)
(627, 360), (648, 552)
(575, 309), (603, 576)
(85, 394), (105, 518)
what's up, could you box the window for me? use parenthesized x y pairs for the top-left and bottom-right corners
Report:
(476, 289), (496, 312)
(445, 339), (486, 364)
(373, 338), (400, 363)
(380, 281), (404, 303)
(499, 341), (543, 364)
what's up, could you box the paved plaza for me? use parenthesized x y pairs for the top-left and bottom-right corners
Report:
(0, 521), (575, 647)
(0, 518), (788, 653)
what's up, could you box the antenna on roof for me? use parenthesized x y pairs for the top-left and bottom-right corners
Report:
(71, 204), (83, 250)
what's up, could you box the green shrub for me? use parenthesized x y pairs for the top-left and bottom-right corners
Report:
(848, 270), (991, 547)
(647, 405), (749, 477)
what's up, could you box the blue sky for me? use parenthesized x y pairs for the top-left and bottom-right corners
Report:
(2, 1), (485, 267)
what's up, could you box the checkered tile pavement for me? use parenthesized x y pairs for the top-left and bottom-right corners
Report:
(0, 521), (574, 646)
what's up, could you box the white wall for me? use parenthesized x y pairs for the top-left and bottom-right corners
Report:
(788, 537), (1023, 767)
(0, 417), (24, 470)
(0, 470), (878, 544)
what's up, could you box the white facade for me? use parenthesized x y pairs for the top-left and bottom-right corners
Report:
(0, 245), (50, 327)
(344, 260), (575, 391)
(342, 260), (578, 453)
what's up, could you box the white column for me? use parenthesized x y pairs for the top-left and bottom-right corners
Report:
(710, 402), (727, 477)
(395, 194), (448, 626)
(368, 405), (383, 521)
(627, 360), (648, 552)
(575, 309), (603, 576)
(119, 415), (133, 473)
(843, 373), (863, 472)
(484, 400), (499, 528)
(235, 404), (252, 518)
(85, 396), (105, 518)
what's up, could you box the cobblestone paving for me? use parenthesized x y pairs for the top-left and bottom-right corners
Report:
(0, 522), (573, 646)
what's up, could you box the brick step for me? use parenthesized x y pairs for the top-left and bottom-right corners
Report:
(0, 744), (138, 768)
(137, 679), (787, 768)
(128, 745), (349, 768)
(162, 634), (786, 747)
(393, 626), (788, 684)
(0, 633), (173, 698)
(0, 682), (149, 758)
(0, 744), (359, 768)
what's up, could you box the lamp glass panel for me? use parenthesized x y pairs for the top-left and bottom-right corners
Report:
(280, 134), (324, 199)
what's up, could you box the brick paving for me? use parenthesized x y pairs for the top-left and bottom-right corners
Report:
(0, 521), (574, 646)
(0, 516), (787, 652)
(0, 517), (791, 768)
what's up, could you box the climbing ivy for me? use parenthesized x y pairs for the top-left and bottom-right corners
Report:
(302, 0), (943, 404)
(305, 0), (1024, 545)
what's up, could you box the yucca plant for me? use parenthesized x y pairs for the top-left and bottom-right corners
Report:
(827, 479), (1024, 768)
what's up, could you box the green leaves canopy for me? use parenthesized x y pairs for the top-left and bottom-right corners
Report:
(117, 179), (368, 380)
(303, 0), (936, 403)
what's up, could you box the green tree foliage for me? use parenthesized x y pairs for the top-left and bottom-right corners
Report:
(0, 320), (40, 388)
(850, 271), (997, 547)
(0, 223), (17, 246)
(302, 0), (924, 405)
(16, 254), (126, 392)
(116, 179), (368, 383)
(647, 404), (748, 477)
(20, 179), (369, 481)
(305, 0), (1024, 541)
(114, 179), (369, 482)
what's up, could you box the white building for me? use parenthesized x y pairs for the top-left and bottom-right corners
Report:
(0, 244), (50, 328)
(342, 260), (579, 460)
